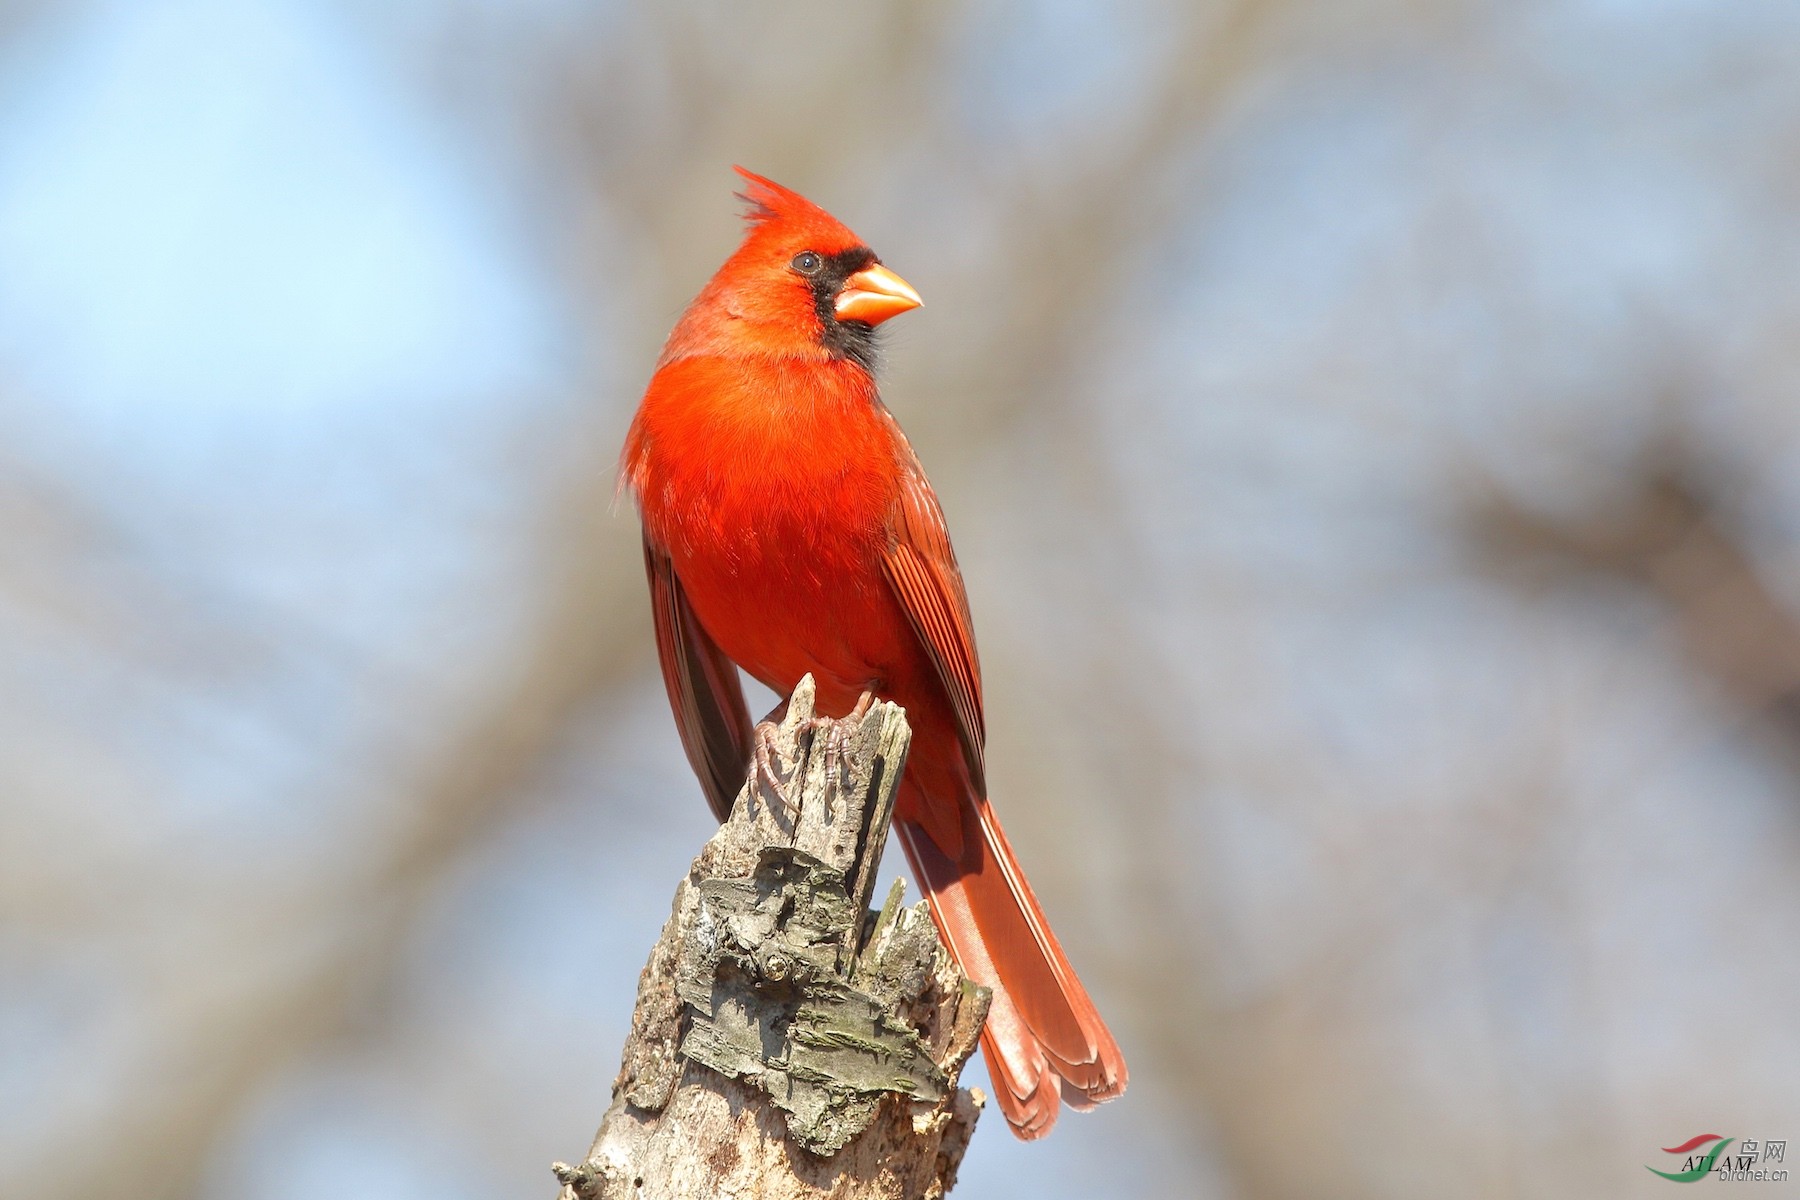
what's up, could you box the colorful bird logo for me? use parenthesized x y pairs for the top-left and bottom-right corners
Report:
(1647, 1134), (1735, 1182)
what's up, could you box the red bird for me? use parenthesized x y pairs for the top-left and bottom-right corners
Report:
(621, 168), (1126, 1138)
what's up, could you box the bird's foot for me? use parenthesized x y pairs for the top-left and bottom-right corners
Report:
(811, 690), (876, 786)
(752, 691), (877, 817)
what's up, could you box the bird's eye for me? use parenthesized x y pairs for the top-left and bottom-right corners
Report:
(791, 251), (823, 275)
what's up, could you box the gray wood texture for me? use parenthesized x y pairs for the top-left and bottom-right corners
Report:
(554, 676), (989, 1200)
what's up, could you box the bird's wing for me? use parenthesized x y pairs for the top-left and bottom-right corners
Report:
(880, 437), (987, 795)
(643, 533), (754, 821)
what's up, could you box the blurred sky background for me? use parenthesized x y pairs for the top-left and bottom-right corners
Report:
(3, 1), (1800, 1197)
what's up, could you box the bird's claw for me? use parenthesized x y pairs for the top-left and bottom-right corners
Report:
(752, 719), (801, 818)
(811, 690), (876, 792)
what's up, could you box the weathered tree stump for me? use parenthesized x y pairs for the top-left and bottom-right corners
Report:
(553, 676), (990, 1200)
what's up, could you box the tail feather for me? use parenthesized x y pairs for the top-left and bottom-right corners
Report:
(895, 798), (1127, 1140)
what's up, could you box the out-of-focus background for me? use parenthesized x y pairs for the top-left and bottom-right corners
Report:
(4, 1), (1799, 1197)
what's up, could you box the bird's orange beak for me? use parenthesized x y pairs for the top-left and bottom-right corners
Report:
(835, 264), (922, 326)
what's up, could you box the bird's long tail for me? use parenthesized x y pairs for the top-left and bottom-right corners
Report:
(895, 792), (1127, 1139)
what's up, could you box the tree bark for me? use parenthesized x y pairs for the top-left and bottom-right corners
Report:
(553, 676), (990, 1200)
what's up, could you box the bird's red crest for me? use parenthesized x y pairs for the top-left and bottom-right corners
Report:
(731, 166), (862, 251)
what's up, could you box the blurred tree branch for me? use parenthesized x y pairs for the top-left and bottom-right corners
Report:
(1467, 449), (1800, 739)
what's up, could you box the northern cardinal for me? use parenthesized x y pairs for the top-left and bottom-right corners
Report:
(621, 168), (1125, 1138)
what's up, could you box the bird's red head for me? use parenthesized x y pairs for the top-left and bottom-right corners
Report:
(660, 168), (922, 371)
